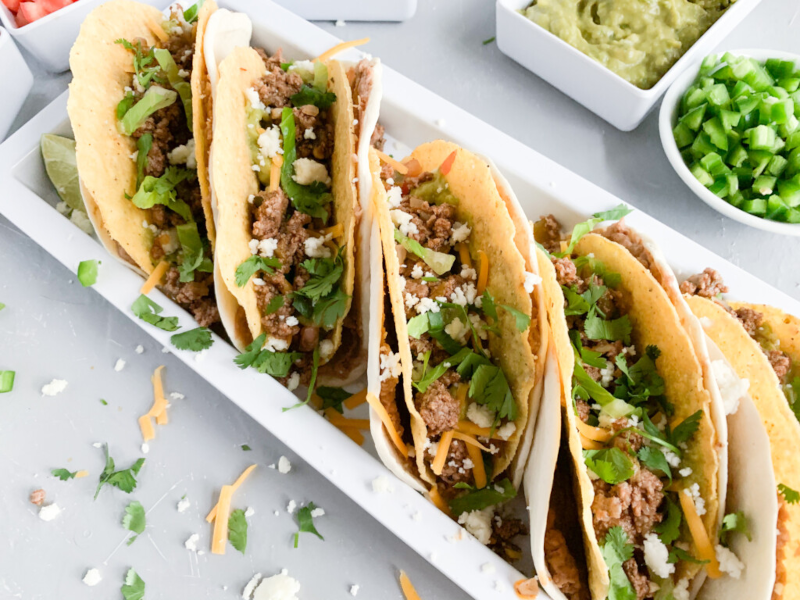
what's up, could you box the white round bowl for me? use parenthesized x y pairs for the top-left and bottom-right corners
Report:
(659, 48), (800, 236)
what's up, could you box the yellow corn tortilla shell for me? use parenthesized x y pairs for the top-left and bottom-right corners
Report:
(374, 140), (536, 488)
(68, 0), (168, 275)
(191, 0), (218, 248)
(543, 233), (719, 600)
(689, 297), (800, 600)
(211, 47), (359, 378)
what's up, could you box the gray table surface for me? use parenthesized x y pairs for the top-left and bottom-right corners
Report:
(2, 1), (798, 599)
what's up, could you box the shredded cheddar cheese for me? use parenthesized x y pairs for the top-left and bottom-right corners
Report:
(139, 366), (168, 442)
(344, 389), (368, 410)
(210, 485), (233, 555)
(465, 442), (486, 489)
(75, 470), (89, 479)
(457, 243), (472, 268)
(321, 223), (345, 239)
(316, 38), (370, 63)
(431, 430), (454, 476)
(269, 155), (283, 192)
(579, 432), (604, 450)
(140, 260), (169, 294)
(375, 149), (408, 175)
(452, 431), (491, 452)
(366, 392), (407, 458)
(456, 421), (502, 439)
(575, 419), (612, 443)
(679, 489), (721, 578)
(477, 250), (489, 294)
(206, 464), (258, 522)
(399, 571), (422, 600)
(338, 427), (365, 445)
(147, 16), (169, 42)
(324, 408), (369, 430)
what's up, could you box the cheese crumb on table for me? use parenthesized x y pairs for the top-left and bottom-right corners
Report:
(41, 379), (68, 397)
(185, 533), (200, 552)
(82, 568), (102, 586)
(278, 456), (291, 474)
(371, 475), (394, 494)
(114, 358), (126, 372)
(252, 571), (301, 600)
(245, 507), (255, 518)
(39, 503), (62, 521)
(350, 584), (359, 596)
(135, 345), (144, 354)
(242, 573), (262, 599)
(141, 443), (150, 454)
(177, 497), (191, 513)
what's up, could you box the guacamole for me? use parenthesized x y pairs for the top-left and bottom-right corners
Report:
(521, 0), (734, 89)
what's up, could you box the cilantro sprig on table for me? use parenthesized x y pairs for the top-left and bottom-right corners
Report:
(51, 468), (79, 481)
(228, 508), (248, 554)
(122, 501), (146, 545)
(121, 568), (145, 600)
(131, 295), (180, 332)
(294, 502), (324, 548)
(94, 444), (146, 500)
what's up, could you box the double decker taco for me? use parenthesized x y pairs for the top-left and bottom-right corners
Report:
(68, 0), (234, 328)
(210, 37), (382, 396)
(366, 140), (547, 558)
(680, 269), (800, 600)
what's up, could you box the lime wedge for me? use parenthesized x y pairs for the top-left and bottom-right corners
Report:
(41, 134), (84, 213)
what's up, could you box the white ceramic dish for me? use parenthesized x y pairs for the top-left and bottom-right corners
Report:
(3, 1), (800, 597)
(0, 0), (166, 72)
(495, 0), (764, 131)
(272, 0), (416, 22)
(660, 48), (800, 236)
(0, 26), (32, 140)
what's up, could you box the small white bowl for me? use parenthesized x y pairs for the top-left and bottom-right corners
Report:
(0, 0), (109, 73)
(0, 26), (33, 140)
(496, 0), (764, 131)
(659, 48), (800, 236)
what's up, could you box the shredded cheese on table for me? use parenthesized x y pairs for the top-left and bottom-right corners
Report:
(210, 485), (233, 555)
(431, 430), (454, 476)
(344, 389), (368, 410)
(75, 470), (89, 479)
(140, 261), (169, 294)
(366, 392), (407, 458)
(138, 366), (169, 442)
(678, 488), (721, 578)
(316, 38), (370, 62)
(206, 464), (258, 522)
(339, 427), (365, 445)
(324, 408), (369, 430)
(399, 571), (423, 600)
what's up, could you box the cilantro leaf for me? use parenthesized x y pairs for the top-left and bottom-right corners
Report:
(51, 468), (78, 481)
(655, 496), (682, 545)
(235, 256), (281, 287)
(121, 568), (145, 600)
(266, 294), (285, 315)
(94, 445), (146, 500)
(448, 478), (516, 517)
(316, 386), (350, 413)
(427, 311), (463, 355)
(312, 287), (349, 329)
(670, 410), (702, 447)
(481, 290), (498, 320)
(77, 260), (99, 287)
(779, 483), (800, 504)
(122, 500), (146, 545)
(615, 350), (665, 404)
(295, 250), (345, 302)
(234, 334), (266, 369)
(600, 527), (636, 600)
(469, 364), (517, 423)
(130, 166), (195, 222)
(563, 285), (590, 316)
(252, 351), (303, 378)
(131, 295), (180, 332)
(668, 546), (708, 564)
(283, 347), (320, 412)
(583, 448), (634, 485)
(500, 304), (531, 332)
(241, 444), (252, 451)
(573, 359), (617, 406)
(290, 86), (337, 109)
(719, 511), (751, 546)
(176, 223), (212, 283)
(414, 347), (472, 393)
(294, 502), (324, 548)
(228, 508), (248, 554)
(455, 350), (492, 379)
(170, 327), (213, 352)
(637, 446), (672, 484)
(280, 108), (332, 220)
(584, 311), (632, 344)
(573, 255), (622, 288)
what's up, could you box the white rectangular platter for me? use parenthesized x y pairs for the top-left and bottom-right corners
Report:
(271, 0), (416, 22)
(1, 1), (799, 598)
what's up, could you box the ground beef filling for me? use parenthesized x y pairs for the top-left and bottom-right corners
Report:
(348, 59), (386, 151)
(592, 468), (664, 547)
(416, 371), (461, 437)
(489, 513), (529, 561)
(545, 510), (588, 600)
(681, 268), (794, 383)
(598, 221), (654, 270)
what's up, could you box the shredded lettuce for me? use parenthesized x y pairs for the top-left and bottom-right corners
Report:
(118, 86), (177, 136)
(130, 166), (195, 222)
(393, 228), (455, 275)
(176, 222), (212, 282)
(154, 49), (193, 132)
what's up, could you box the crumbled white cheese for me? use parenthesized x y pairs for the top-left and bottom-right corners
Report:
(412, 511), (422, 522)
(663, 449), (681, 468)
(320, 339), (335, 360)
(141, 443), (150, 454)
(185, 533), (200, 552)
(287, 372), (300, 392)
(460, 266), (477, 281)
(349, 584), (359, 596)
(167, 138), (197, 169)
(716, 544), (744, 578)
(310, 507), (325, 518)
(114, 358), (126, 372)
(265, 337), (289, 352)
(496, 421), (517, 441)
(524, 271), (542, 293)
(410, 263), (424, 279)
(304, 128), (316, 140)
(135, 345), (144, 354)
(684, 484), (706, 516)
(451, 221), (471, 243)
(287, 500), (297, 514)
(292, 158), (331, 186)
(242, 573), (263, 599)
(481, 562), (496, 574)
(379, 352), (402, 382)
(255, 238), (279, 258)
(449, 283), (478, 307)
(372, 475), (394, 493)
(444, 317), (469, 344)
(278, 456), (292, 474)
(711, 359), (748, 416)
(435, 118), (446, 128)
(462, 458), (475, 470)
(467, 402), (495, 428)
(391, 209), (418, 236)
(404, 292), (420, 310)
(335, 19), (346, 26)
(679, 467), (693, 478)
(252, 571), (301, 600)
(82, 568), (102, 587)
(468, 313), (488, 340)
(285, 316), (299, 327)
(673, 579), (690, 600)
(386, 186), (403, 208)
(304, 233), (333, 259)
(177, 497), (191, 513)
(39, 503), (63, 521)
(170, 392), (185, 401)
(41, 379), (68, 397)
(643, 533), (675, 578)
(457, 507), (494, 545)
(245, 87), (266, 111)
(415, 297), (440, 315)
(257, 125), (282, 160)
(245, 507), (255, 518)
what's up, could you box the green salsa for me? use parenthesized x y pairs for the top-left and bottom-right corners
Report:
(409, 172), (459, 206)
(521, 0), (734, 90)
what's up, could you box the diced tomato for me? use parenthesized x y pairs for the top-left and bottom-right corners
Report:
(1, 0), (21, 14)
(37, 0), (69, 13)
(15, 11), (27, 25)
(18, 0), (47, 23)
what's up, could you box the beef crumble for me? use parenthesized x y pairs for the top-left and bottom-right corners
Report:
(544, 510), (587, 600)
(679, 267), (728, 298)
(416, 371), (461, 437)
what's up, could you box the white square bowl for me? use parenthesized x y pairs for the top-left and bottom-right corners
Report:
(0, 0), (167, 73)
(496, 0), (764, 131)
(0, 26), (32, 140)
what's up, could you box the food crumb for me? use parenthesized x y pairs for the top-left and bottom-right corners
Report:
(82, 568), (102, 586)
(185, 533), (200, 552)
(135, 345), (144, 354)
(242, 572), (262, 599)
(350, 584), (360, 596)
(412, 511), (422, 522)
(114, 358), (126, 372)
(41, 379), (68, 397)
(245, 506), (255, 517)
(481, 562), (496, 574)
(39, 503), (62, 521)
(287, 500), (297, 514)
(435, 118), (446, 128)
(371, 475), (394, 493)
(335, 19), (346, 26)
(278, 456), (292, 474)
(310, 507), (325, 518)
(177, 497), (191, 513)
(29, 489), (46, 506)
(141, 443), (150, 454)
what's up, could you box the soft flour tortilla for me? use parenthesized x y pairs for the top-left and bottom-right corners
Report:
(688, 296), (800, 600)
(541, 233), (720, 600)
(371, 140), (537, 491)
(211, 46), (361, 382)
(69, 0), (216, 272)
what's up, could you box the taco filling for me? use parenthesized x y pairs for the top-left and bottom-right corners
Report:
(680, 268), (800, 412)
(115, 4), (219, 327)
(537, 216), (727, 600)
(379, 156), (533, 558)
